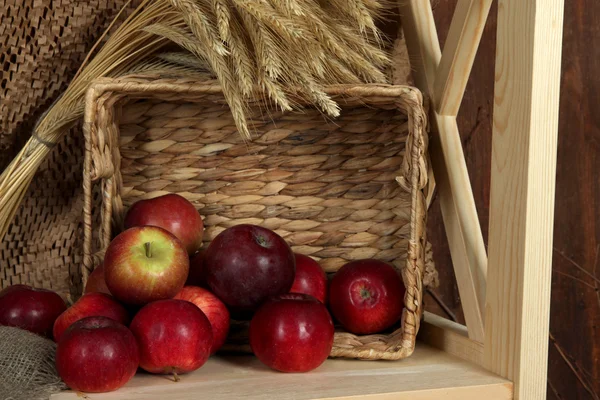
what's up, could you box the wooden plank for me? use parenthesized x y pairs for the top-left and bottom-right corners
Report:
(419, 311), (485, 366)
(51, 344), (512, 400)
(398, 0), (488, 342)
(484, 1), (564, 399)
(434, 0), (494, 116)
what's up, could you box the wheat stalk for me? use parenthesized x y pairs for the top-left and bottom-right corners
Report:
(169, 0), (229, 56)
(328, 0), (379, 40)
(156, 52), (212, 71)
(219, 7), (255, 97)
(212, 0), (231, 40)
(238, 7), (292, 111)
(234, 0), (306, 41)
(125, 55), (214, 80)
(268, 0), (304, 16)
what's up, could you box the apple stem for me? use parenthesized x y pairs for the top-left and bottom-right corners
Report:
(145, 242), (152, 258)
(172, 368), (180, 382)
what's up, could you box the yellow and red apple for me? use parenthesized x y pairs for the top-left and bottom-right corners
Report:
(104, 226), (189, 305)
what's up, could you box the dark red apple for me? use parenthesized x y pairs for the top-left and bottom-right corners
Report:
(250, 293), (334, 372)
(56, 316), (139, 393)
(104, 226), (189, 305)
(0, 285), (66, 337)
(186, 250), (207, 287)
(329, 259), (405, 334)
(0, 284), (30, 295)
(204, 224), (295, 311)
(53, 292), (130, 342)
(130, 299), (212, 375)
(84, 262), (111, 295)
(174, 286), (230, 354)
(124, 194), (204, 255)
(290, 253), (327, 303)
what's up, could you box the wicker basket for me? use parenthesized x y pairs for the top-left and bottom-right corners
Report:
(82, 76), (434, 361)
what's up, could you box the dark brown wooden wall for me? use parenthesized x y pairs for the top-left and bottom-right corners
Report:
(420, 1), (600, 399)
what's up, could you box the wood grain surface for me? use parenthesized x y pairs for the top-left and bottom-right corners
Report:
(51, 344), (512, 400)
(424, 1), (600, 399)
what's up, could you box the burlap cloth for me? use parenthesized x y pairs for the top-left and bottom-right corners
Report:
(0, 326), (65, 400)
(0, 0), (139, 296)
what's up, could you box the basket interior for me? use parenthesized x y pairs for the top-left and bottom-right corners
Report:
(105, 97), (414, 276)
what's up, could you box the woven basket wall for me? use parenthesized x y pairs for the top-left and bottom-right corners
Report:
(82, 76), (435, 360)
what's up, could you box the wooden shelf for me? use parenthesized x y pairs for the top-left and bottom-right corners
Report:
(51, 343), (512, 400)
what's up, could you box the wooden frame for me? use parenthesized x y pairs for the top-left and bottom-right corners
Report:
(400, 0), (564, 399)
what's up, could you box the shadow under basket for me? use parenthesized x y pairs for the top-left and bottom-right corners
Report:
(82, 76), (436, 361)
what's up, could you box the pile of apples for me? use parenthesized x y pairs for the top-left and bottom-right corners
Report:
(0, 194), (406, 394)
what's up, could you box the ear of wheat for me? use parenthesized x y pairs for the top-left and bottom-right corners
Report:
(0, 0), (390, 241)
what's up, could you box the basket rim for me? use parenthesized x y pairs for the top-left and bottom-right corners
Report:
(85, 75), (425, 106)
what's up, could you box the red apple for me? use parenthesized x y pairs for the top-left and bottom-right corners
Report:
(130, 299), (212, 375)
(250, 293), (334, 372)
(329, 259), (405, 334)
(104, 226), (189, 305)
(124, 194), (204, 255)
(84, 262), (111, 295)
(0, 285), (66, 337)
(174, 286), (230, 354)
(204, 224), (295, 311)
(53, 292), (130, 342)
(186, 250), (207, 287)
(290, 253), (327, 303)
(56, 316), (139, 393)
(0, 284), (30, 295)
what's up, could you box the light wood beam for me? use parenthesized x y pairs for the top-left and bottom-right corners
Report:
(419, 312), (485, 366)
(434, 0), (494, 116)
(399, 0), (488, 343)
(484, 0), (564, 398)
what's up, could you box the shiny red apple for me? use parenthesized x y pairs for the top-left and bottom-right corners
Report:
(56, 316), (139, 393)
(186, 250), (207, 287)
(329, 259), (405, 334)
(290, 253), (327, 303)
(53, 292), (130, 342)
(250, 293), (334, 372)
(130, 299), (212, 375)
(84, 262), (111, 295)
(174, 286), (230, 354)
(0, 284), (66, 337)
(204, 224), (295, 311)
(124, 194), (204, 255)
(104, 226), (189, 305)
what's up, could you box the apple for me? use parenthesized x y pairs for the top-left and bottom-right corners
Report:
(53, 292), (130, 342)
(104, 226), (189, 305)
(130, 299), (212, 376)
(250, 293), (334, 372)
(0, 284), (30, 295)
(124, 194), (204, 255)
(0, 285), (66, 337)
(174, 286), (230, 354)
(84, 262), (111, 295)
(186, 250), (207, 287)
(329, 259), (405, 335)
(290, 253), (327, 303)
(56, 316), (139, 393)
(204, 224), (295, 311)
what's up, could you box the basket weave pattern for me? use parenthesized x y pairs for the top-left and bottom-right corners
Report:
(83, 77), (431, 360)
